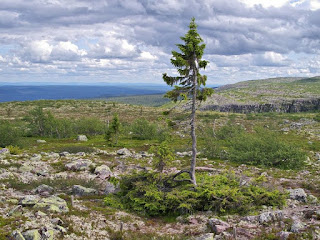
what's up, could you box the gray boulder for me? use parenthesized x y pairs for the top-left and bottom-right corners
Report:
(34, 196), (69, 213)
(22, 229), (41, 240)
(34, 184), (54, 195)
(12, 230), (25, 240)
(259, 211), (283, 224)
(72, 185), (97, 196)
(0, 148), (10, 155)
(30, 154), (42, 161)
(77, 135), (88, 141)
(288, 188), (307, 202)
(105, 181), (120, 194)
(117, 148), (131, 156)
(94, 165), (112, 179)
(36, 140), (46, 143)
(290, 220), (304, 233)
(208, 218), (231, 234)
(19, 195), (40, 207)
(65, 159), (93, 171)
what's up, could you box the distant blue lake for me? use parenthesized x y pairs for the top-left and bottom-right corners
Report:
(0, 85), (171, 102)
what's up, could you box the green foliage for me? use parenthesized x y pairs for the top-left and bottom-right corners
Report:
(314, 113), (320, 122)
(24, 107), (105, 138)
(105, 114), (120, 146)
(227, 127), (306, 169)
(130, 118), (157, 140)
(150, 141), (175, 172)
(5, 145), (22, 155)
(163, 18), (213, 102)
(105, 171), (286, 217)
(0, 120), (22, 147)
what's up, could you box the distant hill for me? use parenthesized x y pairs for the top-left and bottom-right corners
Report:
(200, 76), (320, 113)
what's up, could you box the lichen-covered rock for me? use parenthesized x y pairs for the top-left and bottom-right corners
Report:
(19, 195), (40, 206)
(290, 220), (304, 233)
(288, 188), (307, 202)
(259, 211), (283, 224)
(65, 159), (93, 171)
(77, 135), (88, 141)
(34, 196), (69, 213)
(72, 185), (97, 196)
(22, 229), (41, 240)
(94, 165), (112, 179)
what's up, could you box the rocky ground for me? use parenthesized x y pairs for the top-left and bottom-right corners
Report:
(1, 136), (320, 240)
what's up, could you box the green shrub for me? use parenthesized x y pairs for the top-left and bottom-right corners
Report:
(227, 127), (306, 169)
(0, 121), (22, 147)
(6, 145), (22, 155)
(314, 113), (320, 122)
(105, 171), (286, 216)
(130, 118), (157, 140)
(75, 118), (106, 136)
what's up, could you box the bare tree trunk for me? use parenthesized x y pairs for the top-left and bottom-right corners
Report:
(190, 61), (198, 186)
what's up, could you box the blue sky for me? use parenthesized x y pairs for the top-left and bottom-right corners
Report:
(0, 0), (320, 85)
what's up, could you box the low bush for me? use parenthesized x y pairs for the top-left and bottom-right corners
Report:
(6, 145), (22, 155)
(227, 127), (306, 169)
(0, 120), (22, 147)
(130, 118), (157, 140)
(105, 171), (286, 216)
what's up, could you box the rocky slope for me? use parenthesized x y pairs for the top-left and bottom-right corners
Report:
(201, 76), (320, 113)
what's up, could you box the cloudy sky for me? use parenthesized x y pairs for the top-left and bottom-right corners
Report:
(1, 0), (320, 85)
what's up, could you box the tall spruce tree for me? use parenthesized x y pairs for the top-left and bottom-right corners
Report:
(163, 18), (214, 186)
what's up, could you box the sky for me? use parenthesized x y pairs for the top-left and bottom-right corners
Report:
(0, 0), (320, 85)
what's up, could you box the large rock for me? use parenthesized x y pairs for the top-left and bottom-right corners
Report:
(288, 188), (307, 202)
(77, 135), (88, 141)
(36, 140), (46, 143)
(259, 211), (283, 224)
(94, 165), (112, 179)
(208, 218), (231, 234)
(34, 184), (54, 195)
(65, 159), (93, 171)
(72, 185), (97, 196)
(19, 195), (40, 207)
(34, 196), (69, 213)
(117, 148), (131, 156)
(22, 229), (41, 240)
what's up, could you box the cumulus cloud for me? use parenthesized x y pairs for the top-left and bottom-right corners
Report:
(1, 0), (320, 84)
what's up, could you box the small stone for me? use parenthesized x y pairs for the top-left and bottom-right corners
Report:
(278, 231), (291, 240)
(208, 218), (231, 234)
(22, 229), (41, 240)
(59, 151), (70, 157)
(290, 221), (304, 233)
(54, 225), (67, 234)
(51, 217), (64, 226)
(34, 184), (54, 195)
(77, 135), (88, 141)
(72, 185), (97, 196)
(288, 188), (307, 202)
(194, 233), (214, 240)
(30, 154), (42, 161)
(105, 182), (119, 194)
(36, 140), (46, 143)
(0, 148), (10, 155)
(308, 194), (318, 204)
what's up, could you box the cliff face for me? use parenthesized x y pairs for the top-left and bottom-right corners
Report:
(201, 98), (320, 113)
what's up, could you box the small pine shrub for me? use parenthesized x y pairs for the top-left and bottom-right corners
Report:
(105, 171), (286, 216)
(6, 145), (22, 155)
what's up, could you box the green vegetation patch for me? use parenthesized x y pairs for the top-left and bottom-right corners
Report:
(105, 171), (286, 216)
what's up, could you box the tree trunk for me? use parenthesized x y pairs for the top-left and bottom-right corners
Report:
(190, 61), (198, 186)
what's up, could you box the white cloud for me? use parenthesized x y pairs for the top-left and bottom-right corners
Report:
(137, 51), (158, 61)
